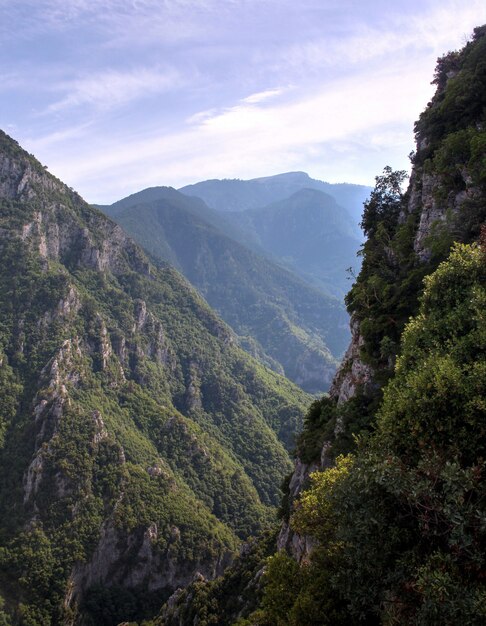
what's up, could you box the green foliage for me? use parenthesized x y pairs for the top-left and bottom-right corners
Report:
(261, 552), (302, 625)
(377, 243), (486, 461)
(0, 359), (22, 449)
(0, 596), (11, 626)
(295, 396), (337, 464)
(347, 27), (486, 379)
(415, 26), (486, 158)
(258, 242), (486, 625)
(0, 130), (311, 624)
(344, 163), (434, 380)
(291, 455), (353, 539)
(83, 585), (140, 626)
(360, 167), (408, 238)
(259, 550), (353, 626)
(155, 530), (278, 626)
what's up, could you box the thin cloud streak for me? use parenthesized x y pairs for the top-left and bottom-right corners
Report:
(5, 0), (486, 203)
(271, 0), (485, 76)
(40, 58), (433, 201)
(243, 88), (287, 104)
(45, 67), (182, 113)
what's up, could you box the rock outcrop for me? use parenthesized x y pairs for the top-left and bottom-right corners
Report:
(279, 27), (486, 561)
(0, 130), (310, 624)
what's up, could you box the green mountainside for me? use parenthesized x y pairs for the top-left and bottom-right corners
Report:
(99, 186), (247, 249)
(225, 188), (362, 297)
(0, 131), (312, 625)
(179, 171), (370, 227)
(99, 187), (349, 394)
(178, 174), (365, 297)
(157, 24), (486, 626)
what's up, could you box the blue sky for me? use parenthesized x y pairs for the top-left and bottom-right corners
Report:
(1, 0), (485, 203)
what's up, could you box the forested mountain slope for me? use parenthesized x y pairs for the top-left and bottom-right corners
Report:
(98, 186), (246, 251)
(179, 174), (365, 297)
(157, 24), (486, 626)
(265, 23), (486, 625)
(100, 187), (349, 393)
(179, 171), (370, 227)
(0, 131), (311, 625)
(225, 188), (362, 297)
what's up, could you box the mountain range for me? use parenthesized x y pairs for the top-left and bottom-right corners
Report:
(180, 172), (368, 295)
(98, 185), (354, 393)
(0, 130), (311, 624)
(179, 171), (370, 225)
(222, 187), (363, 296)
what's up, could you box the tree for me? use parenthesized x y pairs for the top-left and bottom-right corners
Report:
(360, 166), (408, 238)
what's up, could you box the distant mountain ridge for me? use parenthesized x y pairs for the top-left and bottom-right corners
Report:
(178, 172), (367, 296)
(99, 185), (255, 257)
(224, 187), (362, 296)
(99, 186), (350, 393)
(179, 171), (371, 227)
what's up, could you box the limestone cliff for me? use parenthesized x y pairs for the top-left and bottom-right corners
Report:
(279, 25), (486, 561)
(0, 131), (311, 625)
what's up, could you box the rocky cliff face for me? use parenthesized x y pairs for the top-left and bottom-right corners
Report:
(0, 147), (150, 278)
(279, 26), (486, 561)
(0, 131), (312, 624)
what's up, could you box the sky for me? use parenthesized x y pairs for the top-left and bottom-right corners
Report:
(1, 0), (485, 203)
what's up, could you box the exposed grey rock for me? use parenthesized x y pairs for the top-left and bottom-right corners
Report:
(69, 519), (233, 607)
(1, 150), (152, 280)
(92, 410), (109, 444)
(0, 153), (63, 201)
(277, 458), (320, 561)
(329, 315), (375, 404)
(294, 347), (336, 392)
(134, 299), (148, 331)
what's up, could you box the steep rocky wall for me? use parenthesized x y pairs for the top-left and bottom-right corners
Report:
(0, 130), (313, 624)
(279, 28), (486, 560)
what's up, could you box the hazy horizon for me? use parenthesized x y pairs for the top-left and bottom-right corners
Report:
(2, 0), (485, 203)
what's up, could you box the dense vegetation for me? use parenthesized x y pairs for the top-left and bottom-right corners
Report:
(101, 187), (349, 393)
(225, 188), (362, 298)
(153, 530), (278, 626)
(156, 25), (486, 626)
(0, 131), (311, 625)
(257, 241), (486, 625)
(156, 242), (486, 626)
(248, 25), (486, 626)
(298, 25), (486, 465)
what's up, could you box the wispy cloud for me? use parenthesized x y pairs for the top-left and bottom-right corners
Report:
(270, 0), (486, 76)
(186, 88), (287, 129)
(45, 67), (181, 113)
(7, 0), (486, 204)
(26, 122), (93, 151)
(242, 88), (287, 104)
(0, 72), (26, 91)
(37, 56), (432, 201)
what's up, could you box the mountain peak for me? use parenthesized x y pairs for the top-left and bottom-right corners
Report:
(252, 171), (312, 184)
